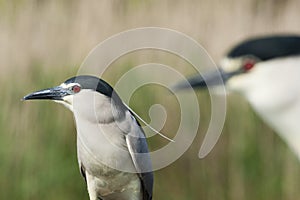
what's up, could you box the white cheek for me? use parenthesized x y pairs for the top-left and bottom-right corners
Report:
(226, 72), (255, 92)
(220, 58), (242, 72)
(57, 95), (74, 112)
(63, 95), (74, 105)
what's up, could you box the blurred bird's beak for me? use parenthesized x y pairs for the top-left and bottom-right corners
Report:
(172, 68), (236, 91)
(23, 86), (68, 101)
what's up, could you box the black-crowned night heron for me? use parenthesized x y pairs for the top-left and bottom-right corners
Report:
(23, 75), (153, 200)
(174, 35), (300, 160)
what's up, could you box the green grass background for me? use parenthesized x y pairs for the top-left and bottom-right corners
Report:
(1, 0), (300, 199)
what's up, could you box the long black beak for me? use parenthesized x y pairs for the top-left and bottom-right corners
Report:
(172, 68), (237, 90)
(23, 86), (68, 101)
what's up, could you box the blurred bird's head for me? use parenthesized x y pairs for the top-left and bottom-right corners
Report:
(174, 35), (300, 110)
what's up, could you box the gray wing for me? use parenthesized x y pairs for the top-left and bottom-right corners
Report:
(125, 111), (153, 200)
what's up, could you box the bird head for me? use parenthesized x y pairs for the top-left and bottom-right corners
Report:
(174, 35), (300, 96)
(23, 75), (125, 123)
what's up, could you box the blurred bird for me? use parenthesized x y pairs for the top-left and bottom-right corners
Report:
(23, 75), (153, 200)
(174, 35), (300, 160)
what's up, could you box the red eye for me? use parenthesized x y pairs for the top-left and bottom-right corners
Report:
(72, 85), (81, 93)
(243, 60), (255, 71)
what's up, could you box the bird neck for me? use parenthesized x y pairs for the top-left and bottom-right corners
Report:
(72, 91), (127, 124)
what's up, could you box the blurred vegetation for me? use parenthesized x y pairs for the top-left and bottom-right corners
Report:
(1, 0), (300, 199)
